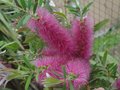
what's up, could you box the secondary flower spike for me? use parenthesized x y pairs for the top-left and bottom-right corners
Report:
(71, 17), (93, 60)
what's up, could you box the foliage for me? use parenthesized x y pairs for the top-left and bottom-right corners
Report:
(90, 51), (118, 90)
(0, 0), (120, 90)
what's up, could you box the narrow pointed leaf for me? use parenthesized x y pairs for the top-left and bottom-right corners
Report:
(69, 81), (74, 90)
(38, 0), (43, 6)
(82, 2), (93, 16)
(20, 0), (26, 10)
(28, 0), (32, 9)
(53, 12), (67, 19)
(94, 19), (109, 31)
(25, 74), (33, 90)
(33, 3), (38, 13)
(17, 14), (31, 28)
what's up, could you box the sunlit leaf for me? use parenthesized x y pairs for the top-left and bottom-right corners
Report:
(94, 19), (109, 31)
(53, 12), (67, 19)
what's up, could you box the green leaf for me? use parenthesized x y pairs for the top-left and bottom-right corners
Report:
(7, 71), (23, 80)
(0, 41), (5, 47)
(25, 74), (33, 90)
(0, 13), (24, 50)
(53, 12), (67, 19)
(108, 63), (117, 73)
(35, 68), (42, 82)
(17, 14), (31, 28)
(0, 13), (10, 29)
(82, 2), (93, 17)
(28, 35), (44, 53)
(65, 5), (79, 16)
(62, 83), (66, 90)
(110, 64), (117, 76)
(62, 66), (67, 79)
(65, 5), (76, 10)
(20, 0), (26, 10)
(33, 3), (38, 13)
(28, 0), (32, 9)
(24, 32), (36, 43)
(69, 81), (74, 90)
(82, 2), (93, 16)
(38, 0), (43, 6)
(7, 69), (29, 81)
(14, 0), (21, 7)
(102, 51), (108, 65)
(42, 77), (63, 87)
(94, 19), (109, 31)
(0, 0), (13, 6)
(0, 42), (16, 50)
(7, 73), (20, 80)
(23, 55), (34, 69)
(62, 66), (67, 90)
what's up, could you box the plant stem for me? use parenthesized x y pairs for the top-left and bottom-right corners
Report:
(86, 84), (90, 90)
(64, 0), (67, 15)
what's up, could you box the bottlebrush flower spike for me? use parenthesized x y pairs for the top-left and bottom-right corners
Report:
(27, 7), (74, 55)
(35, 56), (69, 68)
(41, 47), (61, 56)
(71, 16), (94, 60)
(66, 59), (90, 89)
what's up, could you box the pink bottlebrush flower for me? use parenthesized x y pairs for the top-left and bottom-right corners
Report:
(27, 7), (74, 55)
(35, 57), (53, 68)
(41, 47), (61, 56)
(35, 56), (70, 68)
(114, 79), (120, 90)
(71, 16), (94, 60)
(66, 59), (90, 89)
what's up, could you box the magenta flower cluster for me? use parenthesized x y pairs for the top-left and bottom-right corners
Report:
(27, 7), (93, 89)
